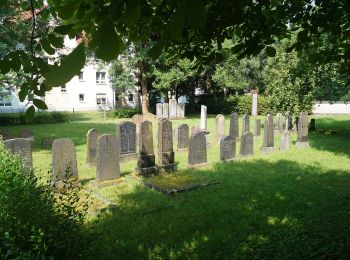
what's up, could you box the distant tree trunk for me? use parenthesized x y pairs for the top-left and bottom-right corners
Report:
(138, 59), (149, 114)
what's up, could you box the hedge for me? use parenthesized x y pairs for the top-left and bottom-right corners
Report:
(0, 112), (70, 126)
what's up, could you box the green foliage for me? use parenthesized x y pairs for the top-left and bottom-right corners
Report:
(0, 112), (69, 126)
(107, 108), (141, 118)
(109, 59), (136, 94)
(0, 141), (90, 258)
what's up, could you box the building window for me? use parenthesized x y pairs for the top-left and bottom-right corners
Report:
(78, 71), (84, 81)
(96, 93), (107, 105)
(128, 94), (134, 102)
(0, 92), (12, 107)
(96, 72), (106, 84)
(61, 85), (67, 93)
(79, 94), (85, 102)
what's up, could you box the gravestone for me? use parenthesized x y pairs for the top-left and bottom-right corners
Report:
(156, 103), (163, 118)
(191, 125), (200, 134)
(0, 129), (13, 141)
(280, 132), (290, 151)
(178, 103), (185, 118)
(216, 114), (225, 144)
(188, 132), (207, 167)
(309, 118), (316, 131)
(220, 135), (236, 161)
(229, 112), (239, 139)
(285, 112), (293, 131)
(117, 121), (137, 161)
(200, 105), (207, 129)
(275, 113), (283, 132)
(3, 138), (33, 173)
(19, 128), (34, 141)
(177, 124), (189, 151)
(251, 90), (258, 116)
(293, 116), (299, 132)
(169, 99), (177, 118)
(162, 103), (169, 118)
(86, 128), (100, 165)
(261, 114), (274, 153)
(52, 138), (78, 183)
(239, 132), (253, 156)
(296, 112), (309, 148)
(241, 114), (250, 135)
(158, 119), (175, 171)
(136, 121), (157, 175)
(176, 103), (182, 118)
(132, 114), (143, 146)
(96, 134), (120, 181)
(41, 137), (54, 149)
(254, 119), (261, 136)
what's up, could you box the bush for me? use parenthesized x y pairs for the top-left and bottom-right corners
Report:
(0, 112), (69, 126)
(0, 141), (90, 258)
(107, 108), (141, 118)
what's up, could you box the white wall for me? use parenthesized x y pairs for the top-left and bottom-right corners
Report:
(313, 101), (350, 115)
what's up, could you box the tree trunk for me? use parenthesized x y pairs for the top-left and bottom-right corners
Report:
(138, 60), (149, 114)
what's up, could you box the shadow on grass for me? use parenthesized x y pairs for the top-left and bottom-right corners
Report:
(86, 158), (350, 259)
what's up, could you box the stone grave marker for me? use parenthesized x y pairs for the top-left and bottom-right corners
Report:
(280, 132), (290, 151)
(176, 103), (182, 118)
(19, 128), (34, 141)
(0, 129), (13, 141)
(285, 112), (293, 131)
(216, 114), (225, 144)
(241, 114), (250, 135)
(162, 103), (169, 118)
(3, 138), (33, 173)
(156, 103), (163, 118)
(229, 112), (239, 139)
(136, 121), (157, 175)
(96, 134), (120, 181)
(254, 119), (261, 136)
(117, 121), (137, 161)
(86, 128), (100, 165)
(188, 131), (207, 167)
(296, 112), (309, 148)
(220, 135), (236, 161)
(179, 103), (185, 118)
(200, 105), (207, 130)
(169, 99), (177, 118)
(177, 124), (189, 151)
(275, 113), (283, 132)
(158, 119), (175, 171)
(239, 132), (253, 156)
(52, 138), (78, 183)
(262, 114), (274, 154)
(293, 116), (299, 132)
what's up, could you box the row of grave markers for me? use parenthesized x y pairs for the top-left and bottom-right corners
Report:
(156, 99), (185, 119)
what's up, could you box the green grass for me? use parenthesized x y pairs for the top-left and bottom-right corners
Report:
(2, 112), (350, 258)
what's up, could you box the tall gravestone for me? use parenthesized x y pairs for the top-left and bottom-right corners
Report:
(200, 105), (207, 130)
(52, 138), (78, 183)
(117, 121), (137, 161)
(188, 132), (207, 167)
(240, 132), (253, 156)
(0, 129), (13, 141)
(229, 112), (239, 140)
(132, 114), (143, 146)
(262, 114), (274, 153)
(179, 103), (185, 118)
(176, 103), (182, 118)
(162, 103), (169, 118)
(220, 135), (236, 161)
(275, 113), (283, 132)
(296, 112), (309, 148)
(241, 114), (250, 135)
(86, 128), (99, 165)
(3, 138), (33, 173)
(158, 119), (175, 171)
(293, 116), (299, 132)
(137, 121), (157, 175)
(169, 99), (177, 118)
(20, 128), (34, 141)
(254, 119), (261, 136)
(177, 124), (189, 151)
(216, 114), (225, 144)
(96, 134), (120, 181)
(285, 112), (293, 131)
(280, 132), (290, 151)
(156, 103), (163, 118)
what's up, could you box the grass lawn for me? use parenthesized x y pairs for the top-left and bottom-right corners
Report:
(1, 112), (350, 258)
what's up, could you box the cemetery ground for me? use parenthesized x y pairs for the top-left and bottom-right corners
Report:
(2, 113), (350, 258)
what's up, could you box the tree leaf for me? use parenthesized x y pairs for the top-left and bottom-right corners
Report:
(169, 9), (185, 39)
(18, 89), (27, 102)
(44, 43), (86, 87)
(231, 43), (245, 54)
(185, 0), (207, 29)
(33, 99), (48, 110)
(122, 0), (141, 25)
(0, 58), (10, 74)
(54, 24), (74, 35)
(265, 46), (276, 57)
(41, 38), (55, 55)
(48, 33), (64, 48)
(57, 2), (80, 20)
(148, 39), (166, 59)
(25, 105), (35, 122)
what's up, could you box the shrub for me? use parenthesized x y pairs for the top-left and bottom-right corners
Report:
(0, 112), (69, 126)
(0, 141), (90, 258)
(107, 108), (141, 118)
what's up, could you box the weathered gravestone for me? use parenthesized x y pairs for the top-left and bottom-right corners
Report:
(280, 132), (290, 151)
(229, 112), (239, 139)
(177, 124), (189, 151)
(293, 116), (299, 132)
(86, 128), (100, 165)
(162, 103), (169, 118)
(176, 103), (182, 118)
(254, 119), (261, 136)
(178, 103), (185, 118)
(0, 129), (13, 141)
(132, 114), (143, 146)
(275, 113), (283, 132)
(200, 105), (207, 129)
(158, 119), (175, 171)
(96, 134), (120, 181)
(136, 121), (158, 175)
(216, 114), (225, 143)
(116, 121), (137, 161)
(240, 132), (253, 157)
(52, 138), (78, 183)
(191, 125), (200, 134)
(261, 114), (274, 154)
(19, 128), (34, 141)
(241, 114), (250, 135)
(285, 112), (293, 131)
(309, 118), (316, 131)
(188, 131), (207, 167)
(296, 112), (309, 148)
(169, 99), (177, 118)
(220, 135), (236, 161)
(3, 138), (33, 173)
(156, 103), (163, 118)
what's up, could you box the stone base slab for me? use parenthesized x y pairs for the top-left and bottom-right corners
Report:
(220, 158), (237, 162)
(295, 141), (309, 148)
(120, 153), (138, 162)
(188, 162), (208, 168)
(261, 146), (275, 154)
